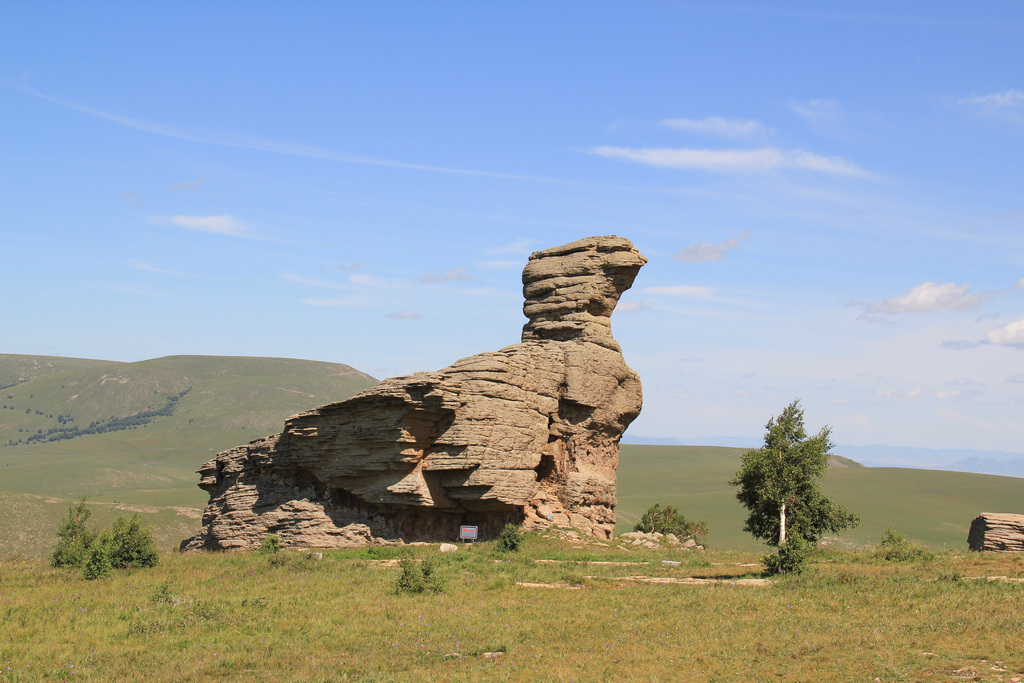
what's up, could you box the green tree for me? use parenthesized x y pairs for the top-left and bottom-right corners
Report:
(50, 496), (97, 568)
(103, 513), (159, 569)
(729, 400), (859, 548)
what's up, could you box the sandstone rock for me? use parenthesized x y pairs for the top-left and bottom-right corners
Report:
(182, 236), (646, 551)
(439, 543), (458, 553)
(967, 512), (1024, 552)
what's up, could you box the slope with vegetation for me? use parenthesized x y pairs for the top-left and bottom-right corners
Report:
(0, 354), (378, 557)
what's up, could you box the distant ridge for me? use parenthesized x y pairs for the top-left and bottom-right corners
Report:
(624, 435), (1024, 478)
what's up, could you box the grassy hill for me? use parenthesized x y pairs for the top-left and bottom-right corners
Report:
(0, 354), (379, 557)
(3, 354), (1022, 560)
(616, 444), (1024, 550)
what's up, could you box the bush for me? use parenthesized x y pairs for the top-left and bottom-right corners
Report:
(394, 555), (446, 594)
(634, 503), (708, 544)
(82, 544), (113, 580)
(51, 497), (97, 569)
(103, 514), (159, 569)
(496, 523), (525, 553)
(257, 535), (282, 554)
(874, 527), (934, 563)
(762, 534), (812, 575)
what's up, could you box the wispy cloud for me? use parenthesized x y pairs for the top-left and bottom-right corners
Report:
(791, 99), (842, 123)
(21, 86), (576, 184)
(479, 259), (522, 270)
(127, 260), (198, 277)
(616, 300), (646, 313)
(644, 285), (716, 299)
(675, 231), (751, 263)
(282, 273), (352, 290)
(660, 117), (766, 137)
(386, 311), (422, 319)
(118, 192), (144, 204)
(302, 297), (360, 307)
(485, 238), (536, 256)
(419, 267), (471, 283)
(322, 263), (361, 273)
(986, 317), (1024, 346)
(591, 146), (872, 178)
(957, 89), (1024, 124)
(168, 177), (203, 192)
(150, 214), (256, 238)
(867, 282), (983, 313)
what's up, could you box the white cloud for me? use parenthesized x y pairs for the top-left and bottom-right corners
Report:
(419, 267), (471, 283)
(150, 214), (255, 238)
(957, 90), (1024, 124)
(959, 90), (1024, 109)
(616, 301), (646, 313)
(645, 285), (715, 299)
(386, 311), (422, 319)
(986, 317), (1024, 346)
(590, 146), (871, 177)
(675, 231), (751, 263)
(870, 282), (983, 313)
(1006, 373), (1024, 384)
(660, 117), (766, 137)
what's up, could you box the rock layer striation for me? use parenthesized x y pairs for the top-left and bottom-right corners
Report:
(967, 512), (1024, 552)
(183, 236), (646, 550)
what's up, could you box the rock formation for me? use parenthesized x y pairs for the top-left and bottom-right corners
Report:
(967, 513), (1024, 552)
(182, 236), (646, 550)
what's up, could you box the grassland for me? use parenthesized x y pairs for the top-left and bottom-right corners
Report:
(2, 534), (1023, 682)
(616, 445), (1024, 551)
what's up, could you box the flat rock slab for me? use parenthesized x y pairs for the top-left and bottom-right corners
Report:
(967, 512), (1024, 552)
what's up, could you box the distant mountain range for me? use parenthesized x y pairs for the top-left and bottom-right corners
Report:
(622, 435), (1024, 478)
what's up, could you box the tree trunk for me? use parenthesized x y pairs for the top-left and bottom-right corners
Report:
(779, 502), (787, 545)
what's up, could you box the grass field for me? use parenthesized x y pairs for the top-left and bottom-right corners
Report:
(2, 534), (1023, 682)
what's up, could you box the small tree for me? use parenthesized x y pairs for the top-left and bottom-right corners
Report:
(51, 496), (97, 569)
(729, 400), (859, 550)
(103, 513), (159, 569)
(634, 503), (708, 544)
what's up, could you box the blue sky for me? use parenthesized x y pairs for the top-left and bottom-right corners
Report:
(2, 2), (1022, 454)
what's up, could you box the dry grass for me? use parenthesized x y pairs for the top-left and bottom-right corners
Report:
(2, 534), (1023, 682)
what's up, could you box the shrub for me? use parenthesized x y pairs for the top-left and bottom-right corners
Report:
(103, 514), (159, 569)
(82, 544), (113, 580)
(634, 503), (708, 544)
(762, 534), (812, 575)
(496, 523), (525, 553)
(51, 497), (97, 569)
(257, 535), (282, 554)
(394, 555), (446, 594)
(874, 527), (935, 563)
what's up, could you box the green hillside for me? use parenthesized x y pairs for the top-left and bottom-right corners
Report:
(616, 444), (1024, 551)
(0, 354), (379, 557)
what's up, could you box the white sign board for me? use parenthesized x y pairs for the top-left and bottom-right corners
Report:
(459, 525), (478, 541)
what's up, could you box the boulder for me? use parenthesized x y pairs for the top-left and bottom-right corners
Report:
(967, 512), (1024, 552)
(182, 236), (646, 551)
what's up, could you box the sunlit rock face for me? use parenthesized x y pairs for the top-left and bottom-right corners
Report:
(968, 513), (1024, 552)
(182, 236), (646, 550)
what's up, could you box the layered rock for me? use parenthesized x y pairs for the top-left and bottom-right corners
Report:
(967, 512), (1024, 552)
(182, 236), (646, 551)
